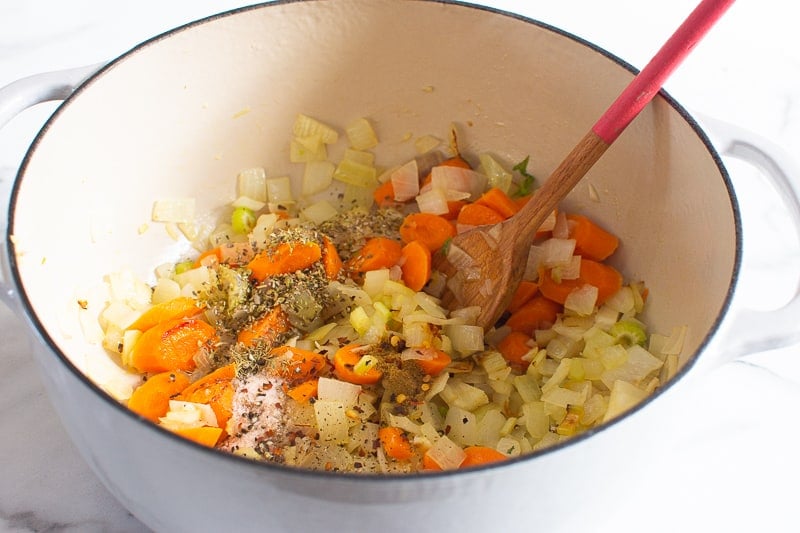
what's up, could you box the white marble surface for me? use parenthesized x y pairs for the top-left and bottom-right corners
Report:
(1, 1), (800, 531)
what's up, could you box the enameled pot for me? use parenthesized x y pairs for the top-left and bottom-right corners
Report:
(2, 1), (800, 531)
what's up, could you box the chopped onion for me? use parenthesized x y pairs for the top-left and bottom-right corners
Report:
(552, 211), (570, 239)
(540, 238), (576, 267)
(425, 435), (466, 470)
(237, 167), (268, 202)
(266, 176), (294, 205)
(333, 159), (377, 188)
(346, 117), (378, 150)
(290, 136), (327, 162)
(231, 195), (266, 212)
(317, 376), (362, 406)
(564, 284), (598, 316)
(445, 324), (484, 354)
(293, 113), (339, 144)
(430, 165), (487, 201)
(415, 187), (449, 215)
(302, 160), (335, 196)
(479, 153), (513, 193)
(301, 200), (338, 225)
(390, 159), (420, 201)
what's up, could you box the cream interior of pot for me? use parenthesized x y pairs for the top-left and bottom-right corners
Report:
(10, 0), (735, 396)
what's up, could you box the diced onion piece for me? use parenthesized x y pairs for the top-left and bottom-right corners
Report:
(605, 286), (635, 314)
(415, 187), (449, 215)
(293, 114), (339, 144)
(266, 176), (294, 205)
(333, 159), (378, 188)
(603, 380), (648, 422)
(362, 268), (391, 298)
(559, 255), (581, 281)
(249, 213), (280, 246)
(445, 405), (477, 446)
(600, 345), (663, 389)
(426, 436), (466, 470)
(231, 195), (266, 212)
(440, 381), (489, 411)
(161, 400), (219, 429)
(237, 167), (267, 202)
(317, 376), (362, 406)
(564, 284), (598, 316)
(314, 400), (349, 443)
(522, 402), (549, 439)
(479, 153), (513, 193)
(152, 198), (195, 224)
(390, 159), (420, 201)
(301, 200), (338, 225)
(346, 117), (378, 150)
(302, 160), (336, 196)
(430, 165), (487, 201)
(290, 137), (327, 162)
(414, 134), (442, 154)
(445, 324), (484, 354)
(552, 211), (570, 239)
(151, 277), (181, 305)
(540, 238), (576, 267)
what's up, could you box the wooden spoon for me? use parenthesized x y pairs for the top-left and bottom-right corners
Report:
(434, 0), (734, 330)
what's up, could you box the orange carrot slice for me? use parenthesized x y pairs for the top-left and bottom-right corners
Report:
(333, 343), (382, 385)
(456, 203), (505, 227)
(566, 214), (619, 261)
(177, 363), (236, 432)
(129, 318), (218, 373)
(237, 307), (291, 348)
(399, 212), (456, 251)
(504, 296), (561, 335)
(345, 237), (403, 274)
(127, 371), (191, 422)
(247, 241), (322, 281)
(538, 259), (623, 306)
(400, 240), (432, 291)
(128, 296), (205, 332)
(378, 426), (414, 461)
(173, 426), (224, 447)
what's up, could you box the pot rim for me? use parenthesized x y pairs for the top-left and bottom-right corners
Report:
(6, 0), (742, 482)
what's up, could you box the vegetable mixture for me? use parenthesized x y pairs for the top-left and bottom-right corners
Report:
(98, 114), (686, 473)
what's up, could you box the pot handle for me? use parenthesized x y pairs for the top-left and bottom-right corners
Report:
(696, 113), (800, 362)
(0, 63), (106, 308)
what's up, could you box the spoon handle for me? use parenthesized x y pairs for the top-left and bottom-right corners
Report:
(593, 0), (735, 144)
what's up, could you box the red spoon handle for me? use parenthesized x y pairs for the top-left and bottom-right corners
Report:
(592, 0), (735, 144)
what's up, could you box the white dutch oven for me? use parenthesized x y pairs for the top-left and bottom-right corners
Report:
(2, 1), (800, 532)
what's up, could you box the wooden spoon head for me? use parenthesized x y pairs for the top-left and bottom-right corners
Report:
(433, 220), (529, 330)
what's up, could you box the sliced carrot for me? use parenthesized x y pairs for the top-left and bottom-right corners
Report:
(400, 240), (432, 292)
(506, 280), (539, 314)
(286, 378), (319, 403)
(456, 202), (505, 227)
(345, 237), (403, 273)
(127, 371), (191, 422)
(177, 363), (236, 431)
(333, 343), (383, 385)
(378, 426), (414, 461)
(173, 426), (224, 447)
(505, 295), (561, 335)
(475, 187), (519, 219)
(127, 296), (205, 332)
(566, 214), (619, 261)
(538, 259), (623, 306)
(129, 317), (218, 373)
(441, 200), (468, 221)
(193, 247), (222, 268)
(497, 331), (535, 370)
(269, 345), (327, 384)
(237, 306), (292, 348)
(405, 347), (451, 376)
(460, 446), (507, 467)
(373, 179), (397, 207)
(322, 236), (343, 280)
(399, 212), (456, 251)
(247, 241), (322, 281)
